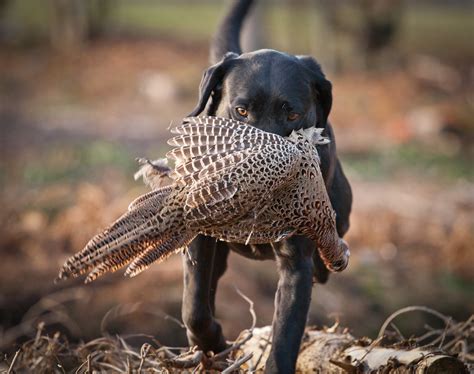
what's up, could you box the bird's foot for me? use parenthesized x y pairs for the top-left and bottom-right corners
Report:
(134, 158), (173, 190)
(322, 239), (350, 272)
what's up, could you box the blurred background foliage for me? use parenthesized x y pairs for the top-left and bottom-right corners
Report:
(0, 0), (473, 353)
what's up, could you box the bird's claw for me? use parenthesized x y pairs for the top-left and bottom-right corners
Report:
(325, 239), (350, 272)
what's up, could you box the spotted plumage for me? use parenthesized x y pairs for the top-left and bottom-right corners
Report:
(57, 116), (349, 283)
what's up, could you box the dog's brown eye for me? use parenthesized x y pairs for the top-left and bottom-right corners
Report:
(236, 107), (248, 117)
(288, 112), (300, 121)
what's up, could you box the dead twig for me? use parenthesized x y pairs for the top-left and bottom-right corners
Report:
(74, 358), (88, 374)
(353, 335), (384, 366)
(390, 322), (405, 341)
(164, 350), (203, 369)
(378, 305), (451, 339)
(235, 287), (257, 331)
(138, 343), (151, 373)
(212, 287), (256, 361)
(86, 354), (91, 373)
(100, 303), (142, 336)
(222, 353), (253, 374)
(7, 349), (20, 374)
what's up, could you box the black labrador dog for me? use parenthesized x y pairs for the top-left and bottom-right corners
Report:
(182, 1), (352, 372)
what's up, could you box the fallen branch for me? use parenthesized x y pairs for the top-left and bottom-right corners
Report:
(237, 326), (468, 373)
(222, 353), (253, 374)
(235, 306), (473, 373)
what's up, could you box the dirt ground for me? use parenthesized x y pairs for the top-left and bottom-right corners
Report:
(0, 38), (473, 353)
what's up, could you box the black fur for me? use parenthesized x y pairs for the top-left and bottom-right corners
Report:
(182, 1), (352, 372)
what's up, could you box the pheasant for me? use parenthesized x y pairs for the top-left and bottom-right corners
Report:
(57, 116), (349, 283)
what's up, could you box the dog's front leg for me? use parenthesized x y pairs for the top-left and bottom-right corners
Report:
(266, 236), (314, 374)
(182, 235), (228, 353)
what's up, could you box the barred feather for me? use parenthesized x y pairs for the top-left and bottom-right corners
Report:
(125, 233), (195, 277)
(171, 122), (234, 137)
(186, 180), (238, 209)
(57, 191), (181, 281)
(59, 239), (149, 280)
(198, 152), (248, 178)
(172, 151), (249, 186)
(166, 143), (235, 163)
(83, 211), (157, 256)
(128, 186), (172, 211)
(171, 153), (225, 178)
(59, 228), (157, 280)
(167, 116), (272, 166)
(168, 134), (233, 147)
(84, 242), (152, 283)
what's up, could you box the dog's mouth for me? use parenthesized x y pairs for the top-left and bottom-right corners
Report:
(243, 121), (307, 138)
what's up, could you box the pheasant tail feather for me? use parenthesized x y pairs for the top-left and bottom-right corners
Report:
(57, 189), (185, 282)
(124, 232), (196, 278)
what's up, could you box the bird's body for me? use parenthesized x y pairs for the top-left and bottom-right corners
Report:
(58, 116), (349, 283)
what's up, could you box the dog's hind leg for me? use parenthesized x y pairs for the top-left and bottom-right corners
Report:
(182, 235), (228, 353)
(266, 236), (314, 373)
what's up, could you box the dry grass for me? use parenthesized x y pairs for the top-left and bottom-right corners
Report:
(1, 303), (472, 373)
(0, 289), (258, 373)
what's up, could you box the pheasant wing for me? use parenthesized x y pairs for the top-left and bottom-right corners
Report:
(167, 116), (301, 224)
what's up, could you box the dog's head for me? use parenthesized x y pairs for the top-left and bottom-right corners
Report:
(189, 50), (332, 137)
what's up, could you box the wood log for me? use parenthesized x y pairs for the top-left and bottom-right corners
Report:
(236, 326), (468, 373)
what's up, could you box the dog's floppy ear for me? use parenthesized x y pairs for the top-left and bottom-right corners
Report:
(189, 52), (238, 116)
(297, 56), (333, 127)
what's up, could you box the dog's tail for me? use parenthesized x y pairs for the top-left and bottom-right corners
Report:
(210, 0), (255, 64)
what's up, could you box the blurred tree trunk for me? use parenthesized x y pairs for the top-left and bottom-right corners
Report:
(318, 0), (354, 73)
(49, 0), (111, 52)
(87, 0), (111, 40)
(358, 0), (403, 69)
(316, 0), (403, 72)
(0, 0), (11, 39)
(0, 0), (9, 16)
(49, 0), (87, 51)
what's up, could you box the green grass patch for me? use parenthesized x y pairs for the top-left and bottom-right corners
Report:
(400, 5), (474, 62)
(343, 142), (473, 182)
(22, 140), (136, 187)
(109, 1), (221, 41)
(357, 266), (386, 300)
(438, 272), (474, 296)
(4, 0), (51, 38)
